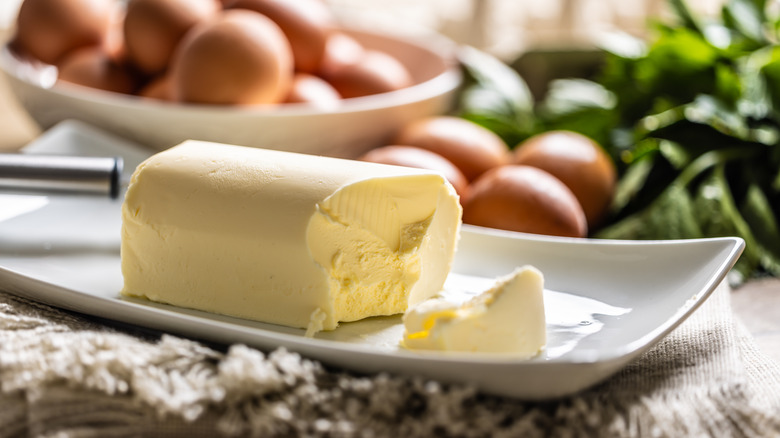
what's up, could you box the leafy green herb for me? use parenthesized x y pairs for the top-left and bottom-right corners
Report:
(457, 0), (780, 282)
(457, 46), (537, 148)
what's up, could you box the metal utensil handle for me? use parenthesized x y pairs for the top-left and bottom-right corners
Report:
(0, 154), (124, 198)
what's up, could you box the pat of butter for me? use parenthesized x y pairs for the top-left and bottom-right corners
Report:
(402, 266), (546, 357)
(120, 141), (461, 334)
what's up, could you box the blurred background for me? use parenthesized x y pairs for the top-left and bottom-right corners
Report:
(0, 0), (725, 109)
(0, 0), (726, 60)
(325, 1), (723, 61)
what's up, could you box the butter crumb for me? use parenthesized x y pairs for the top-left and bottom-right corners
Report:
(305, 308), (327, 338)
(401, 266), (546, 356)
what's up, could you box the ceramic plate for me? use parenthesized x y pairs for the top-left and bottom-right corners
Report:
(0, 121), (744, 400)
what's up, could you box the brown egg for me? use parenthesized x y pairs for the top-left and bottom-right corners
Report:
(226, 0), (333, 73)
(462, 165), (587, 238)
(170, 10), (293, 105)
(319, 32), (365, 78)
(513, 131), (616, 227)
(325, 50), (413, 99)
(103, 2), (128, 63)
(57, 47), (137, 94)
(137, 74), (173, 101)
(123, 0), (219, 75)
(14, 0), (113, 65)
(284, 73), (341, 110)
(394, 116), (509, 182)
(360, 145), (469, 198)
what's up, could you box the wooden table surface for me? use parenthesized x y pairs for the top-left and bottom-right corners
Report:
(0, 33), (778, 366)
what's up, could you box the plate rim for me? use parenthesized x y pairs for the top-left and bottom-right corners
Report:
(0, 226), (745, 366)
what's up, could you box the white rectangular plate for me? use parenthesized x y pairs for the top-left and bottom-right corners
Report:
(0, 121), (744, 400)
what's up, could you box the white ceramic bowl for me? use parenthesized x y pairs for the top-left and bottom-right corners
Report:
(0, 28), (461, 158)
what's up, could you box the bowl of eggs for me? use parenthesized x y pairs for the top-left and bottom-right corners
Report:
(0, 0), (461, 158)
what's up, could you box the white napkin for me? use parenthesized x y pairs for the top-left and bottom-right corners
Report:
(1, 279), (779, 437)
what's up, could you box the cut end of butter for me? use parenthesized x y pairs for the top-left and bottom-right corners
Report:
(307, 174), (459, 325)
(120, 141), (462, 333)
(402, 266), (546, 357)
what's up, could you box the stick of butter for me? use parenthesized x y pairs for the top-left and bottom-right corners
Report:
(402, 266), (546, 357)
(120, 141), (462, 334)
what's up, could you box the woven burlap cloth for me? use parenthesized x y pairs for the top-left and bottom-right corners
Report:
(1, 280), (779, 437)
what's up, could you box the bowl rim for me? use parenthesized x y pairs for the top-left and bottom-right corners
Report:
(0, 27), (463, 118)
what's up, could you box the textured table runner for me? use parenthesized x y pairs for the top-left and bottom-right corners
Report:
(1, 281), (780, 437)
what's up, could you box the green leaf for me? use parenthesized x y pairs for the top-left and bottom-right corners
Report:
(609, 153), (654, 213)
(457, 46), (534, 117)
(639, 29), (719, 97)
(459, 87), (524, 124)
(714, 62), (743, 105)
(722, 0), (768, 46)
(693, 164), (762, 280)
(683, 95), (780, 144)
(649, 29), (718, 70)
(740, 183), (780, 274)
(457, 46), (537, 146)
(596, 182), (702, 240)
(607, 145), (681, 221)
(641, 96), (779, 153)
(602, 28), (721, 120)
(460, 111), (529, 150)
(540, 79), (617, 115)
(618, 137), (663, 164)
(676, 148), (758, 186)
(702, 23), (734, 49)
(737, 45), (774, 119)
(683, 95), (749, 139)
(758, 46), (780, 114)
(598, 31), (647, 59)
(668, 0), (705, 35)
(773, 162), (780, 191)
(597, 148), (761, 242)
(536, 79), (618, 147)
(599, 54), (651, 121)
(658, 139), (693, 170)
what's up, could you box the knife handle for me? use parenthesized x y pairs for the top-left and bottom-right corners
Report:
(0, 153), (124, 198)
